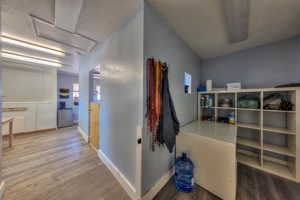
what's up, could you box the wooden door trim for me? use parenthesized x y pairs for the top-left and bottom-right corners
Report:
(89, 102), (100, 151)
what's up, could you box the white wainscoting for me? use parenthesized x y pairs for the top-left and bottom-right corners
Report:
(2, 101), (57, 135)
(36, 102), (57, 130)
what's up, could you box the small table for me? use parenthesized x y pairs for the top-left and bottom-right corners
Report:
(2, 117), (14, 148)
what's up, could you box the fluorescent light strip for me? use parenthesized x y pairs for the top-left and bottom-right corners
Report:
(1, 36), (65, 56)
(1, 52), (62, 67)
(2, 49), (63, 63)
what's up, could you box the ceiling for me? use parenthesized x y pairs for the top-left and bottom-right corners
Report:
(2, 0), (300, 70)
(1, 0), (139, 73)
(148, 0), (300, 59)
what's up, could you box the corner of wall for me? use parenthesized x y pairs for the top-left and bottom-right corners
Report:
(77, 126), (88, 143)
(97, 150), (139, 200)
(141, 169), (174, 200)
(142, 0), (201, 195)
(77, 7), (144, 199)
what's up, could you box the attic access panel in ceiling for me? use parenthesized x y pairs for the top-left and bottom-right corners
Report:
(31, 16), (97, 53)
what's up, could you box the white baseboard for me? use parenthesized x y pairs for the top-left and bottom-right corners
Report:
(142, 169), (174, 200)
(97, 150), (138, 200)
(77, 126), (88, 143)
(0, 181), (5, 200)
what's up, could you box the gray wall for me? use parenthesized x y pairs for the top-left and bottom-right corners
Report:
(78, 11), (143, 187)
(200, 37), (300, 88)
(57, 72), (79, 121)
(200, 36), (300, 164)
(142, 3), (201, 194)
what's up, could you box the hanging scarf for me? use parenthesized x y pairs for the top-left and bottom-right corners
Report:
(148, 58), (154, 133)
(157, 67), (179, 153)
(146, 58), (180, 153)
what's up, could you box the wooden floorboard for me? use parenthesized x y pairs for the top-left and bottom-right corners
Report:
(2, 127), (130, 200)
(155, 164), (300, 200)
(4, 127), (300, 199)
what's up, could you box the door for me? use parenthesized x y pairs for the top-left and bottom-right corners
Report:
(89, 102), (100, 151)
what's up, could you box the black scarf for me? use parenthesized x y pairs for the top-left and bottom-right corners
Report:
(157, 68), (180, 153)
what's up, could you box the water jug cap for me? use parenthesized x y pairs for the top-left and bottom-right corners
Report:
(182, 152), (187, 158)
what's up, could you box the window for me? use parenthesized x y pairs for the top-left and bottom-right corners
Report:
(73, 83), (79, 105)
(95, 85), (101, 101)
(184, 72), (192, 94)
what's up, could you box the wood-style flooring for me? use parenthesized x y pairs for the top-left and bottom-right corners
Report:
(2, 127), (130, 200)
(155, 164), (300, 200)
(3, 127), (300, 200)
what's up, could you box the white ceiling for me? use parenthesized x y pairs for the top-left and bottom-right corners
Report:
(3, 0), (300, 70)
(2, 0), (55, 23)
(148, 0), (300, 59)
(76, 0), (139, 42)
(1, 0), (139, 73)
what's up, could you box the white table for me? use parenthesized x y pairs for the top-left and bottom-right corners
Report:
(2, 117), (14, 148)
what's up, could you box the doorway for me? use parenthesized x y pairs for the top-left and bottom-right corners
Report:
(88, 66), (101, 151)
(89, 102), (100, 151)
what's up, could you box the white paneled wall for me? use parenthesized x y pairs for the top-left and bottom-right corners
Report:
(3, 102), (37, 133)
(2, 116), (25, 135)
(2, 62), (58, 134)
(36, 102), (57, 130)
(2, 102), (57, 135)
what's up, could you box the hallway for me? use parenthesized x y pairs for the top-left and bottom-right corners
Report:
(2, 127), (130, 200)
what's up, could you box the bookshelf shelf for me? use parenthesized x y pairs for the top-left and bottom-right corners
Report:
(237, 122), (260, 130)
(237, 152), (260, 168)
(263, 109), (296, 113)
(263, 126), (296, 135)
(215, 107), (235, 110)
(198, 87), (300, 183)
(263, 144), (295, 157)
(238, 108), (260, 111)
(237, 137), (260, 149)
(263, 160), (294, 179)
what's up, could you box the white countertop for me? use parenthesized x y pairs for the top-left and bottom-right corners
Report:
(179, 120), (237, 144)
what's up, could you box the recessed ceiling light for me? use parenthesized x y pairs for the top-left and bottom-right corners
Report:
(1, 35), (66, 56)
(1, 51), (62, 67)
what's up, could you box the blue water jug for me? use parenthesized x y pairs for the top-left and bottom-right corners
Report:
(175, 152), (194, 193)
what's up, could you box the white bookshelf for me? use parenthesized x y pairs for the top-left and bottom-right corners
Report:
(198, 87), (300, 182)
